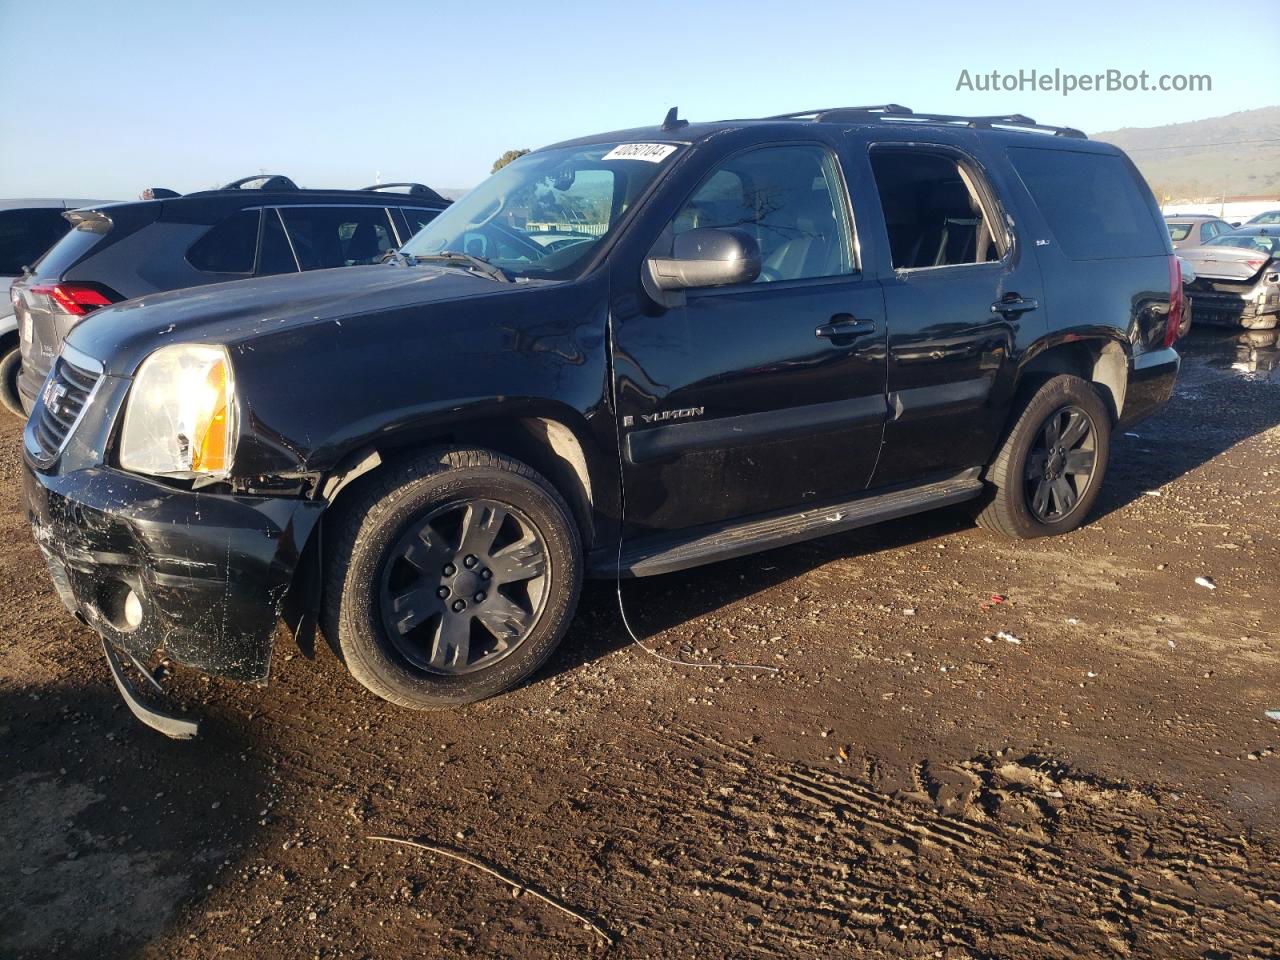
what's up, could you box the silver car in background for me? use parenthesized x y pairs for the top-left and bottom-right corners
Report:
(1180, 227), (1280, 329)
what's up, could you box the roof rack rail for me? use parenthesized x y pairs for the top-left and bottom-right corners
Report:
(764, 105), (1087, 138)
(361, 182), (448, 203)
(221, 174), (300, 191)
(765, 104), (913, 120)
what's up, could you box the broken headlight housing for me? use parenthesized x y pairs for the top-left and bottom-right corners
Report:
(119, 344), (237, 479)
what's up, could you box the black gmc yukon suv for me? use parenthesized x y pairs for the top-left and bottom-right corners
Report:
(24, 106), (1182, 736)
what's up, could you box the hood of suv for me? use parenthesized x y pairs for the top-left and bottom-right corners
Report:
(64, 263), (540, 376)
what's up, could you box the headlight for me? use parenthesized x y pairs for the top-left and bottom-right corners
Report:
(119, 344), (237, 479)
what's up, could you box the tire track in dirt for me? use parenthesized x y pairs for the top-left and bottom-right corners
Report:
(638, 724), (1280, 958)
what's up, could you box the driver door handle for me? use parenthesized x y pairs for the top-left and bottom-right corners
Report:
(991, 295), (1039, 316)
(816, 314), (877, 341)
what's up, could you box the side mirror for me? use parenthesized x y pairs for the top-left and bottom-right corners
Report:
(647, 227), (761, 292)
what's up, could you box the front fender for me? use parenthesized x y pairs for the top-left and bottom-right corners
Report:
(225, 276), (613, 479)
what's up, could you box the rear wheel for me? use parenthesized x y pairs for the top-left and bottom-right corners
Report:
(0, 345), (23, 418)
(322, 448), (582, 709)
(976, 374), (1111, 539)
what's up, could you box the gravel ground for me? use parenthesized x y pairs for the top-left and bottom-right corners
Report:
(1, 328), (1278, 959)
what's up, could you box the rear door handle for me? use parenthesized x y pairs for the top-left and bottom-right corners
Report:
(816, 314), (877, 341)
(991, 295), (1039, 316)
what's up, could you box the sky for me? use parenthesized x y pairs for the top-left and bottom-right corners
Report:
(1, 0), (1274, 199)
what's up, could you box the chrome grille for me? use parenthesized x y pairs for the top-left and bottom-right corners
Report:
(34, 355), (101, 458)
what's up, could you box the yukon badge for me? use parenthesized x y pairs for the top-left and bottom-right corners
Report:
(623, 406), (705, 427)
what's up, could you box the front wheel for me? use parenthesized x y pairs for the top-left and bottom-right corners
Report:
(322, 448), (582, 709)
(976, 374), (1111, 539)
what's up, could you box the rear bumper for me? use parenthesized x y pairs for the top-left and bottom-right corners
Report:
(1118, 346), (1179, 430)
(25, 462), (323, 683)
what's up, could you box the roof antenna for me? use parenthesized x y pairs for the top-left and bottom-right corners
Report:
(662, 106), (688, 131)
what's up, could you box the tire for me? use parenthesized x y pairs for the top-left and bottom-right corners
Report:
(0, 345), (23, 419)
(321, 447), (583, 709)
(976, 374), (1111, 539)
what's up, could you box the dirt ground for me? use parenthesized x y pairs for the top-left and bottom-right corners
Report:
(2, 328), (1278, 959)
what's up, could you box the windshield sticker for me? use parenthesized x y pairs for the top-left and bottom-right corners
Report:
(603, 143), (678, 163)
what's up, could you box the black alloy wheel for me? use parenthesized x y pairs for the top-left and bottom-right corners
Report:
(378, 499), (549, 674)
(975, 374), (1112, 540)
(1024, 404), (1098, 523)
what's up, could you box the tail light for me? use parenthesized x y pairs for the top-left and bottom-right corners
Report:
(28, 282), (118, 317)
(1164, 255), (1183, 348)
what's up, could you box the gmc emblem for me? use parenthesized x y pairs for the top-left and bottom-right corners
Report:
(43, 380), (69, 415)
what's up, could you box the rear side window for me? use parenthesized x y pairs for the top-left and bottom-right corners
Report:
(0, 208), (73, 274)
(401, 206), (441, 235)
(1166, 223), (1192, 242)
(1201, 221), (1226, 242)
(279, 206), (397, 270)
(186, 208), (259, 274)
(1009, 147), (1167, 260)
(869, 148), (1004, 269)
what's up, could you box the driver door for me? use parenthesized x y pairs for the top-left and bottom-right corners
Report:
(612, 142), (889, 534)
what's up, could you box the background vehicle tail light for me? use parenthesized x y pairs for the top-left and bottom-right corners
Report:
(1164, 255), (1183, 348)
(28, 282), (118, 316)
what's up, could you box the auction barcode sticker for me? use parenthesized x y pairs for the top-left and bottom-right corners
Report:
(603, 143), (678, 163)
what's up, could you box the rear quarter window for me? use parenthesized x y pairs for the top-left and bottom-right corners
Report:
(1008, 147), (1167, 260)
(186, 208), (259, 274)
(32, 221), (109, 276)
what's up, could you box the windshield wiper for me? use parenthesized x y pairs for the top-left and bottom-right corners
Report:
(410, 250), (513, 283)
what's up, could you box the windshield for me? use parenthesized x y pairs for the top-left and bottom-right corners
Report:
(1212, 234), (1280, 256)
(401, 141), (683, 280)
(1248, 211), (1280, 225)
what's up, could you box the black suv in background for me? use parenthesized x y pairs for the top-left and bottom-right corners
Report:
(24, 107), (1183, 736)
(10, 176), (449, 413)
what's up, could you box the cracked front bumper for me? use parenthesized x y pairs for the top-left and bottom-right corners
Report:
(25, 463), (323, 684)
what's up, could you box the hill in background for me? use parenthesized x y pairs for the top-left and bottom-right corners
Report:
(1093, 105), (1280, 202)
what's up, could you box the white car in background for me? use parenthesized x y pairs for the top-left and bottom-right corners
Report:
(0, 198), (106, 414)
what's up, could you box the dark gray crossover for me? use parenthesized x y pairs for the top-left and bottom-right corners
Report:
(1, 198), (107, 414)
(10, 176), (449, 415)
(24, 106), (1182, 736)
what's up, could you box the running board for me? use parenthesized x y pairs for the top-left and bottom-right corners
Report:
(592, 469), (984, 578)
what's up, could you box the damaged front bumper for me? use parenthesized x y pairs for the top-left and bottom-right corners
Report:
(1187, 285), (1280, 329)
(24, 462), (323, 690)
